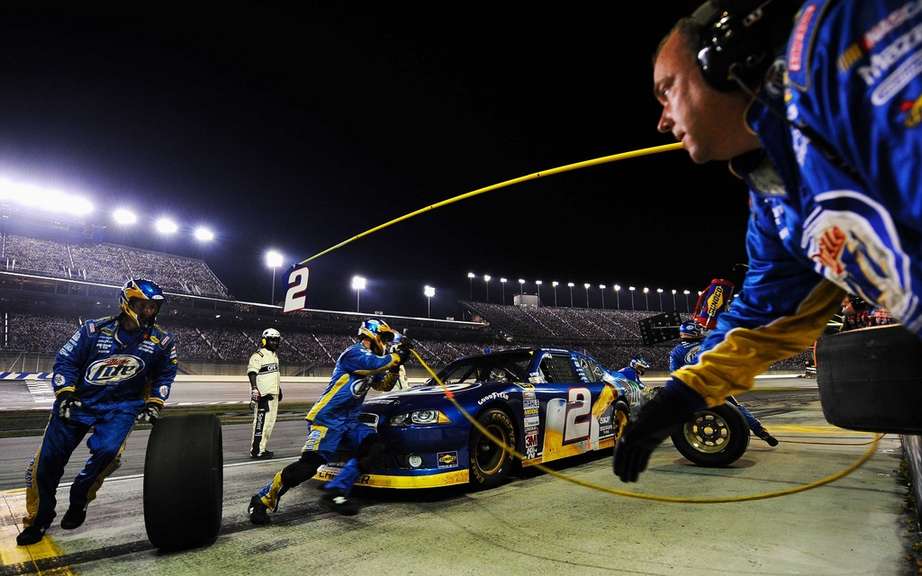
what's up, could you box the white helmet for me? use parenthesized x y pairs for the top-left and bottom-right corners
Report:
(261, 328), (281, 350)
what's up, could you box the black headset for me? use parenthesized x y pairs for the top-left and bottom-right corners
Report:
(692, 0), (863, 182)
(693, 0), (799, 92)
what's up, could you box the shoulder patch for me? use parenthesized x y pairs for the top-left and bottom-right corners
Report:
(786, 0), (831, 92)
(86, 321), (96, 334)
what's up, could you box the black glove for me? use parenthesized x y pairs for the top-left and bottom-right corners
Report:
(394, 340), (414, 362)
(613, 379), (706, 482)
(136, 403), (162, 424)
(250, 387), (260, 409)
(57, 391), (82, 421)
(278, 387), (283, 403)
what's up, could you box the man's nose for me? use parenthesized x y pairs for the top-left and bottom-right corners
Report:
(657, 109), (673, 133)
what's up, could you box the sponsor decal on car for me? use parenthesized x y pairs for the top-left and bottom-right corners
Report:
(84, 355), (145, 385)
(524, 429), (538, 459)
(477, 391), (509, 405)
(437, 451), (458, 468)
(524, 415), (540, 428)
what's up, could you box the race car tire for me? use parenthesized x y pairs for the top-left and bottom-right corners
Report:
(670, 402), (750, 467)
(816, 325), (922, 433)
(144, 414), (223, 551)
(469, 408), (516, 488)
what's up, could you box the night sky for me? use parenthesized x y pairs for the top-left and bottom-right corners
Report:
(0, 4), (752, 318)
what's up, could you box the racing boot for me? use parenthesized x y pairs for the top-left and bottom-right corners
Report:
(16, 525), (48, 546)
(248, 495), (271, 525)
(258, 451), (275, 460)
(318, 489), (359, 516)
(61, 505), (87, 530)
(754, 428), (779, 447)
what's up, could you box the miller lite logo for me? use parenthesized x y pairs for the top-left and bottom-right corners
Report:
(84, 355), (145, 385)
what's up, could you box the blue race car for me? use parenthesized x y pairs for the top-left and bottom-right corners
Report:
(315, 347), (645, 489)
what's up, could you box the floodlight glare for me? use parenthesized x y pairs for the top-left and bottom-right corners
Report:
(583, 283), (590, 289)
(552, 281), (559, 287)
(614, 284), (621, 291)
(535, 280), (542, 286)
(483, 274), (491, 282)
(671, 289), (677, 294)
(599, 284), (606, 290)
(518, 279), (525, 285)
(467, 272), (476, 279)
(567, 282), (575, 288)
(643, 287), (650, 293)
(264, 249), (284, 269)
(193, 226), (215, 242)
(154, 217), (178, 235)
(629, 286), (636, 291)
(424, 285), (436, 298)
(0, 177), (94, 216)
(352, 275), (367, 290)
(683, 289), (691, 295)
(112, 208), (137, 226)
(500, 277), (507, 283)
(656, 288), (664, 293)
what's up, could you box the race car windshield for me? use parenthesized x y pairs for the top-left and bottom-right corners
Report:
(431, 353), (531, 386)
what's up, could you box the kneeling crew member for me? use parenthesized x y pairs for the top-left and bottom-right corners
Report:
(248, 319), (410, 521)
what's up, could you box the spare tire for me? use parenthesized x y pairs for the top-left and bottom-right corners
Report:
(817, 324), (922, 433)
(144, 414), (223, 551)
(670, 402), (750, 467)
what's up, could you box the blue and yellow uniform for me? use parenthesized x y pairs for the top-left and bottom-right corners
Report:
(24, 315), (177, 530)
(254, 325), (404, 517)
(672, 0), (922, 407)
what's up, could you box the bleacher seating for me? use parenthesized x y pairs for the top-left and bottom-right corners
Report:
(2, 233), (229, 298)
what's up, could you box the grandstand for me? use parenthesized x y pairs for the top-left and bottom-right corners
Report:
(0, 231), (811, 375)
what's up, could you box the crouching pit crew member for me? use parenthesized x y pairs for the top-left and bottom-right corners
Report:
(615, 0), (922, 483)
(249, 328), (282, 459)
(248, 319), (411, 522)
(17, 278), (177, 545)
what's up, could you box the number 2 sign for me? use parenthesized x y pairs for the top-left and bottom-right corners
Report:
(283, 266), (310, 313)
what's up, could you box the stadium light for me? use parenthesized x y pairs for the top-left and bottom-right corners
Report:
(535, 280), (542, 303)
(671, 289), (678, 310)
(599, 285), (606, 309)
(423, 285), (436, 317)
(500, 277), (507, 304)
(567, 282), (575, 307)
(352, 275), (367, 312)
(614, 284), (621, 309)
(0, 177), (94, 216)
(112, 208), (137, 226)
(265, 249), (284, 304)
(656, 288), (664, 311)
(483, 274), (491, 302)
(643, 287), (650, 310)
(551, 281), (559, 306)
(518, 278), (525, 295)
(628, 286), (636, 310)
(583, 283), (591, 308)
(193, 226), (215, 242)
(683, 289), (691, 311)
(467, 272), (475, 300)
(154, 217), (178, 235)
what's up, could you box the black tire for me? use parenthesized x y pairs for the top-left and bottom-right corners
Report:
(469, 408), (516, 488)
(817, 325), (922, 433)
(144, 414), (223, 551)
(670, 403), (750, 467)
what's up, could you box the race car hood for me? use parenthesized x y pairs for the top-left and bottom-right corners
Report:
(362, 381), (487, 416)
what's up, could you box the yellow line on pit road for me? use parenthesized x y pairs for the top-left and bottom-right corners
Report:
(768, 424), (877, 436)
(0, 492), (75, 574)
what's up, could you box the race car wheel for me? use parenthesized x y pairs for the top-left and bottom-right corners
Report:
(144, 414), (223, 551)
(469, 408), (516, 488)
(670, 403), (750, 467)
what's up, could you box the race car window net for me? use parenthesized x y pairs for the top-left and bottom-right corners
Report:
(433, 354), (531, 385)
(540, 355), (580, 383)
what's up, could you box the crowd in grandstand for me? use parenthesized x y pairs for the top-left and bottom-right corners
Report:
(2, 233), (228, 298)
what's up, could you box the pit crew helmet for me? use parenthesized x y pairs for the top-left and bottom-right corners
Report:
(261, 328), (281, 351)
(629, 355), (651, 375)
(679, 320), (703, 340)
(119, 278), (165, 329)
(358, 318), (397, 355)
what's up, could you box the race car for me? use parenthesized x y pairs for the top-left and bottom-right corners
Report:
(314, 347), (643, 489)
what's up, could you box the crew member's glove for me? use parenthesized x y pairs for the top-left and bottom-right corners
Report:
(394, 340), (414, 363)
(250, 387), (260, 409)
(136, 403), (162, 424)
(57, 391), (82, 421)
(613, 378), (706, 482)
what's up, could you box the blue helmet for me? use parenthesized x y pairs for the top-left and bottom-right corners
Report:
(119, 278), (164, 329)
(679, 320), (702, 339)
(629, 356), (651, 373)
(358, 318), (397, 354)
